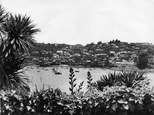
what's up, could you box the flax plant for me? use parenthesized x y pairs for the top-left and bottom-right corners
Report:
(0, 4), (40, 91)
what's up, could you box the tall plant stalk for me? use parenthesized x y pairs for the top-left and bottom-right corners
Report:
(87, 71), (93, 88)
(69, 67), (76, 95)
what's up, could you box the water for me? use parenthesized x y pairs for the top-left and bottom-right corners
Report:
(145, 72), (154, 87)
(23, 65), (154, 93)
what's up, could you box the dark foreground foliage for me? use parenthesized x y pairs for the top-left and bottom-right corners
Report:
(0, 85), (154, 115)
(0, 4), (40, 91)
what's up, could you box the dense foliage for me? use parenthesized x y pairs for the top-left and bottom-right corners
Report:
(0, 4), (39, 90)
(0, 85), (154, 115)
(96, 71), (149, 91)
(137, 53), (149, 69)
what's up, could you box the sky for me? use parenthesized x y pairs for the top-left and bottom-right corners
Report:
(1, 0), (154, 45)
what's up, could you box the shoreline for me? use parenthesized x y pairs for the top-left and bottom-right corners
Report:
(110, 66), (154, 73)
(25, 64), (154, 73)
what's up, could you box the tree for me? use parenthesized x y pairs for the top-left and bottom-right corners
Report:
(3, 14), (39, 53)
(147, 47), (154, 55)
(104, 56), (110, 67)
(0, 4), (40, 91)
(137, 52), (148, 69)
(97, 41), (102, 45)
(85, 42), (95, 51)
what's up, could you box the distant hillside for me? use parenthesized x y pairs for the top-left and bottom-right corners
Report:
(33, 40), (154, 54)
(33, 43), (71, 52)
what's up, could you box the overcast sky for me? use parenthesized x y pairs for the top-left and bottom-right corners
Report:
(1, 0), (154, 45)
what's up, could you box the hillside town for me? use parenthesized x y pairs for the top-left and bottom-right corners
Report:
(25, 39), (154, 69)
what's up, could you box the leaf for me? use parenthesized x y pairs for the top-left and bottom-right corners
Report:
(111, 103), (118, 111)
(73, 84), (76, 87)
(73, 78), (76, 82)
(123, 104), (129, 110)
(69, 88), (72, 91)
(118, 99), (128, 104)
(69, 81), (72, 85)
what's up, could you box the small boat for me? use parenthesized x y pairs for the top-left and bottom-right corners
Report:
(55, 72), (62, 75)
(52, 68), (62, 75)
(75, 70), (79, 72)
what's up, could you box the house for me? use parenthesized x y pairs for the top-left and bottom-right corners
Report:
(95, 53), (108, 61)
(109, 51), (115, 56)
(56, 50), (63, 55)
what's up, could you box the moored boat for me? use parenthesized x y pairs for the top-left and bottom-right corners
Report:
(55, 71), (62, 75)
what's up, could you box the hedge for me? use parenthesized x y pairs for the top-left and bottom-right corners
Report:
(0, 85), (154, 115)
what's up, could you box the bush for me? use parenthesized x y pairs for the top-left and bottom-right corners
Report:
(96, 71), (149, 91)
(96, 72), (121, 91)
(137, 53), (148, 69)
(0, 85), (154, 115)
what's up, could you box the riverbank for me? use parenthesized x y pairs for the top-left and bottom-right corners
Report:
(110, 64), (154, 73)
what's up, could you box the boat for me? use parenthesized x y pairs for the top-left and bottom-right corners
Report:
(52, 68), (62, 75)
(75, 70), (79, 72)
(55, 71), (62, 75)
(52, 68), (56, 71)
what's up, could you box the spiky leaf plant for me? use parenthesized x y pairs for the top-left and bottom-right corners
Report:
(0, 4), (8, 38)
(0, 4), (39, 91)
(96, 72), (120, 91)
(3, 14), (40, 53)
(96, 71), (149, 91)
(87, 71), (93, 88)
(120, 71), (149, 88)
(69, 67), (77, 95)
(0, 53), (29, 90)
(0, 5), (8, 24)
(77, 81), (84, 92)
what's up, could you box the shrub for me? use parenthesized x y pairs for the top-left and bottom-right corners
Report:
(0, 84), (154, 115)
(69, 67), (84, 95)
(137, 53), (148, 69)
(0, 88), (71, 115)
(96, 71), (149, 91)
(120, 71), (149, 88)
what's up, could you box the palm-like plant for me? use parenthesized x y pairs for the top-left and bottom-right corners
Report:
(96, 72), (121, 91)
(0, 5), (8, 41)
(1, 53), (29, 90)
(0, 5), (8, 23)
(120, 71), (148, 88)
(0, 4), (40, 91)
(95, 71), (149, 91)
(3, 14), (40, 53)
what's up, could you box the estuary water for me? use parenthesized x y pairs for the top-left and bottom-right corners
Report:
(23, 65), (154, 93)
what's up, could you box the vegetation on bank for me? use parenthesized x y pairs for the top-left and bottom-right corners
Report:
(1, 87), (154, 115)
